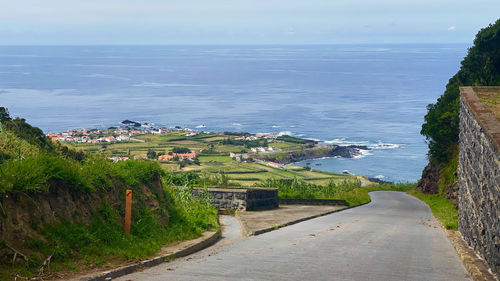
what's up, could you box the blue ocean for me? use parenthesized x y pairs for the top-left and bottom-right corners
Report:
(0, 45), (468, 182)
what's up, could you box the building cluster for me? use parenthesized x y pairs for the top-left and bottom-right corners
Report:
(121, 151), (201, 162)
(250, 146), (278, 153)
(157, 151), (199, 161)
(45, 126), (202, 144)
(47, 128), (141, 143)
(229, 152), (250, 161)
(109, 156), (130, 162)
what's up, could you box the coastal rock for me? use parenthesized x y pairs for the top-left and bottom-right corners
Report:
(416, 161), (442, 194)
(121, 120), (141, 127)
(330, 145), (369, 158)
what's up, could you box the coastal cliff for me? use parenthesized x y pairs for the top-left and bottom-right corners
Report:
(419, 19), (500, 202)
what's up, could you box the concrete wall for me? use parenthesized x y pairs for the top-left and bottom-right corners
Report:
(459, 86), (500, 276)
(192, 187), (278, 211)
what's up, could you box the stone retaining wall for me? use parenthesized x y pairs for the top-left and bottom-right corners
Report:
(459, 86), (500, 277)
(192, 187), (278, 211)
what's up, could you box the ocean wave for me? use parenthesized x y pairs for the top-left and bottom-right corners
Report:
(277, 131), (292, 136)
(271, 125), (281, 128)
(324, 138), (370, 146)
(371, 143), (400, 149)
(375, 175), (385, 179)
(352, 149), (372, 159)
(231, 123), (242, 126)
(133, 82), (202, 88)
(81, 73), (130, 81)
(195, 125), (206, 128)
(324, 138), (400, 149)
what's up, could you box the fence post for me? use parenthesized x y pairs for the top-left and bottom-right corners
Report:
(124, 189), (132, 234)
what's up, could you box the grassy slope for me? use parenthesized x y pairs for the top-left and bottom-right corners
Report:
(0, 130), (219, 279)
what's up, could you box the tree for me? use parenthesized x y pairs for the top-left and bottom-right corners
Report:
(193, 157), (200, 165)
(172, 147), (191, 154)
(421, 19), (500, 162)
(207, 143), (215, 152)
(147, 148), (157, 159)
(0, 107), (11, 124)
(3, 117), (53, 151)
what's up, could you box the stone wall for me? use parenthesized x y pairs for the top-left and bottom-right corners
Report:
(192, 187), (278, 211)
(459, 86), (500, 277)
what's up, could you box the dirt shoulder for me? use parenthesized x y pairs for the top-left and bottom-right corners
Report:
(236, 204), (346, 236)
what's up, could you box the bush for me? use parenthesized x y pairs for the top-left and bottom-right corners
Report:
(172, 147), (191, 154)
(421, 19), (500, 162)
(165, 172), (200, 186)
(0, 155), (164, 194)
(260, 178), (361, 200)
(162, 185), (218, 241)
(0, 155), (87, 193)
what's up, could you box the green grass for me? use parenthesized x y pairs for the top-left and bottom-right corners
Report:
(0, 181), (218, 280)
(407, 189), (458, 230)
(437, 148), (458, 194)
(198, 156), (232, 162)
(262, 178), (415, 206)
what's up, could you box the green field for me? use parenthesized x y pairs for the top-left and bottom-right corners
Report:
(198, 156), (233, 162)
(66, 132), (360, 187)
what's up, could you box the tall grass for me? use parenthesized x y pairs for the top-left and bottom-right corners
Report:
(0, 153), (164, 194)
(164, 171), (235, 187)
(2, 178), (218, 280)
(259, 178), (416, 206)
(162, 185), (218, 242)
(260, 178), (361, 200)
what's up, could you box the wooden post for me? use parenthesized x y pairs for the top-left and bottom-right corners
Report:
(124, 189), (132, 234)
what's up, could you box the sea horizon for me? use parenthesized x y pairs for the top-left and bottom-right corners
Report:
(0, 43), (469, 182)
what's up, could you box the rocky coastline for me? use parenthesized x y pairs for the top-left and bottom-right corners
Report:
(253, 145), (370, 164)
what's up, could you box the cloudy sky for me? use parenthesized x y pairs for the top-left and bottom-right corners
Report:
(0, 0), (499, 45)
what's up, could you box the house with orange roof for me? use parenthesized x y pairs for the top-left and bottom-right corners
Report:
(133, 154), (147, 160)
(267, 161), (284, 169)
(176, 152), (197, 160)
(158, 154), (174, 161)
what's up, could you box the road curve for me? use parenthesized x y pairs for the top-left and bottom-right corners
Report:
(117, 191), (470, 281)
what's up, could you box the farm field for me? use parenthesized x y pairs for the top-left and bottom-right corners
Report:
(67, 131), (360, 187)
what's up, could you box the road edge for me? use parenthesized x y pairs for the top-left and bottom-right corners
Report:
(445, 230), (498, 281)
(238, 200), (371, 236)
(406, 191), (498, 281)
(74, 229), (221, 281)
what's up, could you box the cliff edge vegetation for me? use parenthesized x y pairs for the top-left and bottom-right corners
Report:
(419, 19), (500, 202)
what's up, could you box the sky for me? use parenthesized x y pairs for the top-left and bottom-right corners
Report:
(0, 0), (499, 45)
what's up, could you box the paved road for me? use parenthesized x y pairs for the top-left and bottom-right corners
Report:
(117, 191), (471, 281)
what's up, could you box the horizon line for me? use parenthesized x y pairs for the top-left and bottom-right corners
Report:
(0, 42), (471, 47)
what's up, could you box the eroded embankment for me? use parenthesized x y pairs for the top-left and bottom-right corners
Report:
(0, 175), (168, 264)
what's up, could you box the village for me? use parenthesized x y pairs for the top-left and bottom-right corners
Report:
(46, 121), (297, 171)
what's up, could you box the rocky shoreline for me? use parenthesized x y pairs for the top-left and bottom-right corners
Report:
(253, 145), (370, 164)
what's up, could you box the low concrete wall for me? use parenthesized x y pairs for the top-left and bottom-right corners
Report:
(279, 198), (348, 206)
(192, 187), (278, 211)
(459, 86), (500, 277)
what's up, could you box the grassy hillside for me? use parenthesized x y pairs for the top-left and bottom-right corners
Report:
(0, 109), (218, 280)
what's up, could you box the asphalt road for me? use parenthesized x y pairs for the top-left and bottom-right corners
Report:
(117, 191), (470, 281)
